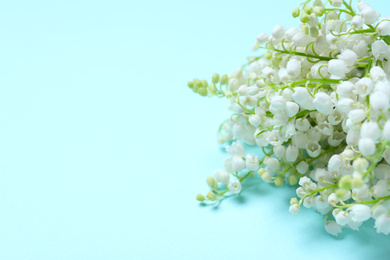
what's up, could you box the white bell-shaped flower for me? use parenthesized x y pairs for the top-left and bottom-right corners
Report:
(350, 204), (371, 222)
(325, 221), (342, 236)
(214, 169), (230, 184)
(313, 92), (333, 115)
(228, 180), (242, 194)
(286, 145), (299, 162)
(246, 153), (259, 171)
(358, 138), (376, 157)
(375, 214), (390, 235)
(328, 59), (348, 78)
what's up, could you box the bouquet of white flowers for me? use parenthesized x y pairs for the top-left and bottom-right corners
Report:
(188, 0), (390, 236)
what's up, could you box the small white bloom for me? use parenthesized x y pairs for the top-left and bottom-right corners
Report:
(350, 204), (371, 222)
(336, 98), (354, 114)
(292, 32), (311, 47)
(372, 205), (387, 219)
(372, 179), (390, 197)
(370, 66), (386, 82)
(325, 221), (342, 236)
(271, 95), (286, 110)
(273, 145), (286, 159)
(295, 118), (310, 132)
(246, 153), (259, 171)
(214, 169), (230, 184)
(333, 209), (350, 226)
(337, 81), (354, 98)
(285, 101), (299, 117)
(272, 24), (285, 39)
(226, 142), (245, 158)
(228, 180), (242, 194)
(375, 214), (390, 235)
(313, 92), (333, 115)
(306, 141), (321, 157)
(328, 154), (344, 172)
(355, 77), (374, 97)
(266, 157), (280, 171)
(360, 121), (381, 141)
(286, 59), (302, 78)
(286, 145), (299, 162)
(348, 109), (366, 124)
(317, 122), (334, 136)
(378, 21), (390, 36)
(296, 161), (309, 174)
(352, 15), (364, 28)
(338, 49), (357, 67)
(372, 40), (390, 60)
(314, 195), (329, 209)
(228, 78), (239, 92)
(256, 32), (269, 43)
(383, 121), (390, 140)
(328, 59), (348, 78)
(232, 156), (245, 172)
(289, 204), (300, 215)
(361, 7), (380, 25)
(249, 115), (262, 127)
(358, 138), (376, 157)
(370, 92), (389, 111)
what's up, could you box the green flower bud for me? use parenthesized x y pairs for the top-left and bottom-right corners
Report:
(314, 0), (323, 7)
(300, 12), (309, 23)
(193, 79), (201, 88)
(258, 168), (266, 176)
(196, 194), (205, 201)
(303, 6), (313, 15)
(275, 176), (284, 187)
(201, 80), (208, 88)
(351, 177), (364, 189)
(261, 171), (272, 183)
(310, 27), (319, 38)
(206, 176), (216, 188)
(212, 73), (220, 84)
(220, 74), (229, 85)
(292, 7), (300, 18)
(224, 90), (233, 98)
(264, 51), (273, 60)
(313, 6), (324, 16)
(206, 191), (217, 201)
(187, 81), (194, 89)
(301, 24), (309, 35)
(208, 83), (217, 93)
(339, 175), (352, 190)
(198, 88), (208, 96)
(335, 188), (347, 199)
(271, 56), (282, 67)
(290, 197), (299, 205)
(289, 175), (299, 186)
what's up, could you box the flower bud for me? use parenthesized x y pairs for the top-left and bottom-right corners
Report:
(206, 191), (217, 201)
(261, 171), (272, 183)
(196, 194), (205, 201)
(219, 74), (229, 85)
(206, 176), (217, 188)
(212, 73), (220, 84)
(292, 7), (300, 18)
(289, 175), (299, 186)
(339, 175), (352, 190)
(275, 176), (284, 187)
(228, 180), (242, 194)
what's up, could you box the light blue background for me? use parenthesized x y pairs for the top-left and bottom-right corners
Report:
(0, 0), (390, 259)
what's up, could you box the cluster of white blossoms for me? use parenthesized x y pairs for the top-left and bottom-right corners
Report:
(189, 0), (390, 236)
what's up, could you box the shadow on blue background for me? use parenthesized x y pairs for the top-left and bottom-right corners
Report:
(0, 0), (390, 259)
